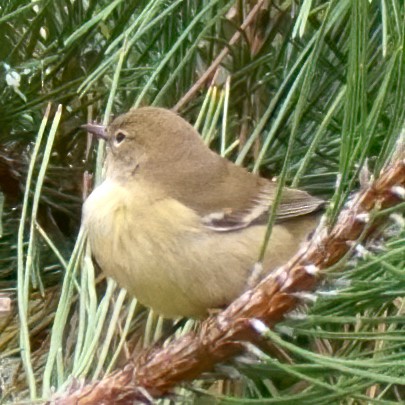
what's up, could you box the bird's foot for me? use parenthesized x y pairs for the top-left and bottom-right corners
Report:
(246, 261), (264, 290)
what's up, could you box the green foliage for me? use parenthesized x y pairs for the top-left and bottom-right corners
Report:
(0, 0), (404, 403)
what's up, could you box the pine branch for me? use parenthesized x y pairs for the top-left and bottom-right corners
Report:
(53, 142), (405, 404)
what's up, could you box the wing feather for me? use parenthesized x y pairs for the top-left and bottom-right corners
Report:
(201, 184), (324, 232)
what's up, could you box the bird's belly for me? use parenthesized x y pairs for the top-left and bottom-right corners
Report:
(85, 208), (252, 317)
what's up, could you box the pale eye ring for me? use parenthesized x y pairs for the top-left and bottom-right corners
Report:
(115, 131), (126, 144)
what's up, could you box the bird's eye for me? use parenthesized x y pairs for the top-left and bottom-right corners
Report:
(115, 131), (126, 144)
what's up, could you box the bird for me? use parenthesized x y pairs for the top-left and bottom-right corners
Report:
(82, 107), (324, 318)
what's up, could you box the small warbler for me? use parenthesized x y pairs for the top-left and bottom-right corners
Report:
(83, 107), (324, 318)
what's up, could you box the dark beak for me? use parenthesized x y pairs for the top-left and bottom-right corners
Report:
(81, 123), (108, 140)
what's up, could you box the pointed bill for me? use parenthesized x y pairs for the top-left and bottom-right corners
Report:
(82, 123), (108, 140)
